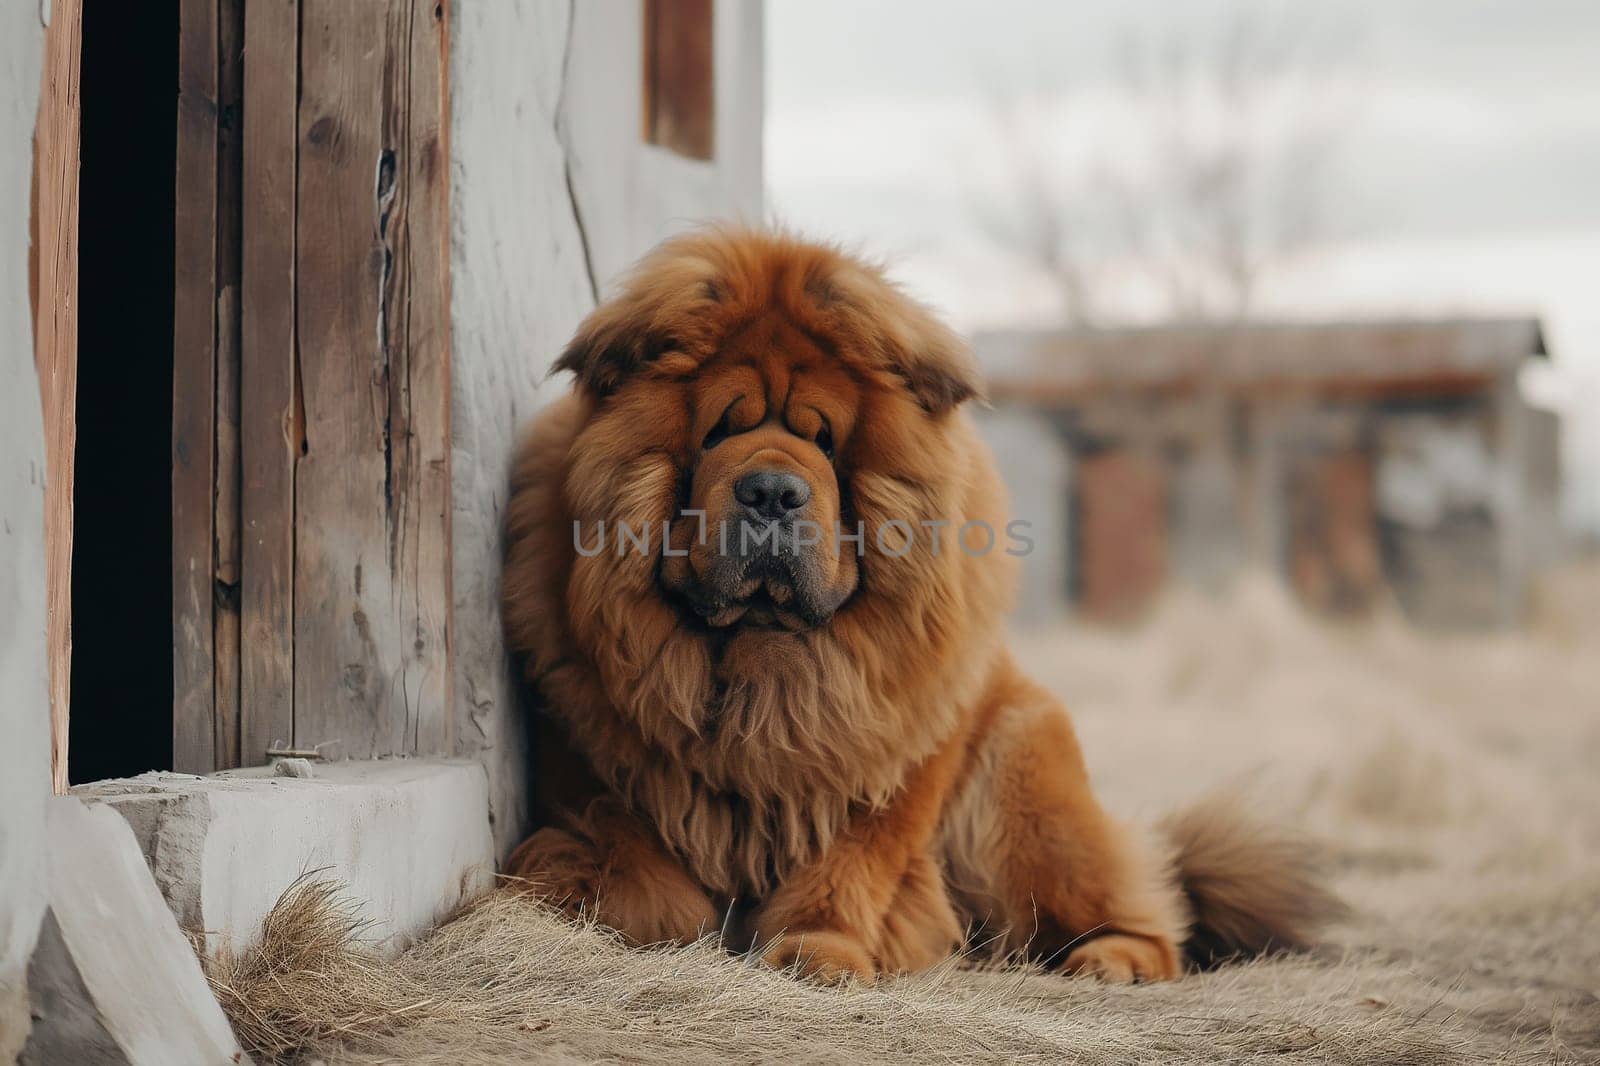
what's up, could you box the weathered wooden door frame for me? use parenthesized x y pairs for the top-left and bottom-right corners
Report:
(173, 0), (453, 773)
(32, 0), (83, 794)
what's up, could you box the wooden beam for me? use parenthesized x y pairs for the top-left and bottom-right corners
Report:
(399, 0), (454, 754)
(988, 371), (1499, 408)
(31, 0), (83, 795)
(292, 0), (451, 757)
(642, 0), (715, 160)
(292, 0), (383, 756)
(213, 0), (245, 769)
(172, 0), (220, 774)
(239, 0), (300, 766)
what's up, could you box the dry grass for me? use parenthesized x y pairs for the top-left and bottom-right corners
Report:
(204, 565), (1600, 1064)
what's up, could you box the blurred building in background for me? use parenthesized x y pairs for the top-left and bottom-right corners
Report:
(769, 2), (1600, 564)
(978, 317), (1561, 627)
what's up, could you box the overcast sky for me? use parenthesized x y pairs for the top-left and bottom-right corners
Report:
(765, 0), (1600, 530)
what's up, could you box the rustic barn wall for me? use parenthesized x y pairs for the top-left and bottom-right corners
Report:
(977, 321), (1553, 626)
(448, 0), (763, 857)
(2, 6), (51, 1054)
(170, 0), (454, 770)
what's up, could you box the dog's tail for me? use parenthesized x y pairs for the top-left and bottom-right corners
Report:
(1159, 794), (1348, 968)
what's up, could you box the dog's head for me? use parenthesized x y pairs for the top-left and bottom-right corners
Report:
(555, 227), (984, 635)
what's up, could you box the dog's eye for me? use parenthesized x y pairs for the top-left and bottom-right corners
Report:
(702, 414), (732, 451)
(815, 422), (834, 460)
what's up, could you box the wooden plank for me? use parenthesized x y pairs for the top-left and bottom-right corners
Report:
(212, 0), (245, 769)
(31, 0), (83, 794)
(295, 0), (398, 757)
(642, 0), (715, 160)
(397, 0), (453, 753)
(172, 0), (220, 774)
(214, 288), (241, 767)
(239, 0), (300, 766)
(294, 0), (451, 756)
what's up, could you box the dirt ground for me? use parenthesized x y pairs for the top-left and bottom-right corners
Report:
(216, 566), (1600, 1064)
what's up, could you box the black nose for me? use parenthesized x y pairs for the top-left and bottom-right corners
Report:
(734, 470), (811, 520)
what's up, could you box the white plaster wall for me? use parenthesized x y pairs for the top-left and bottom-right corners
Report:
(563, 0), (765, 286)
(1, 5), (51, 1058)
(449, 0), (764, 857)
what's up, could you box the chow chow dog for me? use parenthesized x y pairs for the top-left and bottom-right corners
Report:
(502, 227), (1340, 982)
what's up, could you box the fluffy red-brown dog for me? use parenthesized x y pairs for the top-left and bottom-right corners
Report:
(503, 227), (1341, 982)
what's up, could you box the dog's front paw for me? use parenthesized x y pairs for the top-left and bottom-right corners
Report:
(761, 930), (877, 984)
(1062, 933), (1181, 983)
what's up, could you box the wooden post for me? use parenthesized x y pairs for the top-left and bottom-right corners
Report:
(172, 0), (221, 774)
(399, 0), (454, 756)
(213, 0), (245, 769)
(238, 0), (300, 767)
(32, 0), (83, 794)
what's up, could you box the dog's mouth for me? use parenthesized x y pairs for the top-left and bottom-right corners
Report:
(703, 578), (812, 630)
(677, 554), (820, 631)
(656, 511), (861, 633)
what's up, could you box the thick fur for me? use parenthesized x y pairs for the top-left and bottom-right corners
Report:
(502, 227), (1341, 982)
(1162, 795), (1349, 968)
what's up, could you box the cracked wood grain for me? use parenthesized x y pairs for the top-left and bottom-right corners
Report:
(292, 0), (450, 758)
(239, 0), (298, 766)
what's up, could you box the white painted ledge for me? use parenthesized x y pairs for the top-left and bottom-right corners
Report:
(76, 759), (496, 957)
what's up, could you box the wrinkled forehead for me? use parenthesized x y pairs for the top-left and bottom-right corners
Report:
(687, 311), (861, 426)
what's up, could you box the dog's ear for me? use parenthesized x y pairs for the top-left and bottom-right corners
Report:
(808, 263), (984, 415)
(554, 248), (721, 397)
(553, 294), (665, 397)
(880, 308), (985, 414)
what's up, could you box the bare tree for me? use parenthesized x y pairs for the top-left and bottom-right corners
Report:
(972, 91), (1108, 326)
(974, 6), (1356, 326)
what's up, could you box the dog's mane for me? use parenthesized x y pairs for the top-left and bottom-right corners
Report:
(503, 229), (1013, 895)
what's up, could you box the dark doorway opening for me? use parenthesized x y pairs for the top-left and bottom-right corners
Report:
(70, 0), (179, 783)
